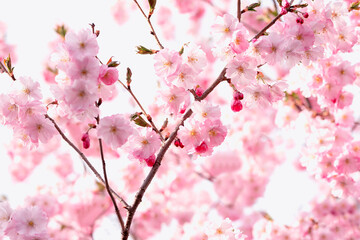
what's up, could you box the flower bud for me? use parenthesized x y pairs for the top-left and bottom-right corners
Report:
(195, 87), (204, 97)
(195, 141), (208, 154)
(81, 133), (90, 149)
(231, 99), (243, 112)
(233, 91), (244, 100)
(144, 154), (156, 167)
(296, 17), (304, 24)
(280, 7), (288, 15)
(302, 12), (309, 18)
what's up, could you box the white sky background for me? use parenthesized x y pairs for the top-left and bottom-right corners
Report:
(0, 0), (322, 238)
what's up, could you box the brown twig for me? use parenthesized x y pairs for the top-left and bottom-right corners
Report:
(189, 68), (228, 101)
(45, 114), (130, 209)
(251, 0), (295, 41)
(133, 0), (164, 49)
(98, 137), (125, 231)
(122, 109), (193, 240)
(237, 0), (242, 22)
(118, 79), (165, 142)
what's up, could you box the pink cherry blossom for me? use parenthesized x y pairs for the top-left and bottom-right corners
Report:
(98, 64), (119, 85)
(183, 43), (207, 73)
(226, 55), (257, 89)
(4, 206), (48, 239)
(97, 114), (134, 149)
(230, 27), (250, 54)
(64, 79), (97, 112)
(127, 128), (162, 161)
(154, 48), (182, 78)
(65, 29), (99, 60)
(23, 115), (57, 144)
(67, 56), (100, 82)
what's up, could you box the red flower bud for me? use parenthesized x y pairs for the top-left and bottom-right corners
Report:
(231, 99), (243, 112)
(81, 133), (90, 149)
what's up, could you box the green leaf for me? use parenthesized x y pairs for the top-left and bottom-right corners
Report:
(55, 25), (67, 38)
(136, 45), (155, 55)
(130, 114), (150, 127)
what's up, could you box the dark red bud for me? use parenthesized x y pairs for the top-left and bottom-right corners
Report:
(233, 91), (244, 100)
(231, 99), (243, 112)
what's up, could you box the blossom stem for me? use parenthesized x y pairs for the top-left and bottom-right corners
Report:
(45, 114), (130, 209)
(118, 79), (165, 142)
(98, 137), (125, 231)
(190, 68), (228, 101)
(237, 0), (242, 22)
(122, 108), (193, 240)
(251, 0), (295, 41)
(132, 0), (164, 49)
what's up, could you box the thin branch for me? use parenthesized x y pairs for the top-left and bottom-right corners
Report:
(190, 68), (228, 101)
(133, 0), (164, 49)
(98, 138), (125, 231)
(250, 0), (295, 41)
(122, 109), (193, 240)
(118, 79), (165, 142)
(45, 114), (130, 209)
(237, 0), (242, 22)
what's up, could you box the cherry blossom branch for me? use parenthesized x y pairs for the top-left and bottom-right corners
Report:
(118, 79), (165, 142)
(98, 138), (125, 231)
(237, 0), (242, 22)
(251, 0), (295, 41)
(132, 0), (164, 49)
(122, 108), (193, 240)
(189, 68), (229, 101)
(45, 114), (130, 209)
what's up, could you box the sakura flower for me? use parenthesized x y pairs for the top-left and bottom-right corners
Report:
(192, 101), (221, 122)
(67, 56), (100, 82)
(64, 79), (97, 111)
(230, 26), (250, 54)
(183, 43), (207, 73)
(204, 217), (246, 240)
(327, 61), (356, 87)
(202, 119), (227, 147)
(98, 64), (119, 85)
(65, 29), (99, 60)
(178, 119), (206, 149)
(167, 64), (196, 89)
(0, 94), (19, 125)
(18, 100), (46, 122)
(154, 48), (182, 78)
(97, 114), (134, 149)
(23, 115), (56, 144)
(335, 153), (360, 174)
(159, 85), (190, 115)
(257, 33), (286, 65)
(4, 206), (48, 239)
(0, 201), (12, 236)
(17, 77), (42, 102)
(226, 56), (257, 89)
(127, 128), (162, 161)
(242, 84), (272, 108)
(212, 14), (238, 41)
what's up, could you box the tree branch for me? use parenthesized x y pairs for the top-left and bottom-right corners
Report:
(45, 114), (130, 209)
(98, 138), (125, 231)
(133, 0), (164, 49)
(250, 0), (295, 41)
(237, 0), (242, 22)
(189, 68), (228, 101)
(118, 79), (165, 142)
(122, 109), (193, 240)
